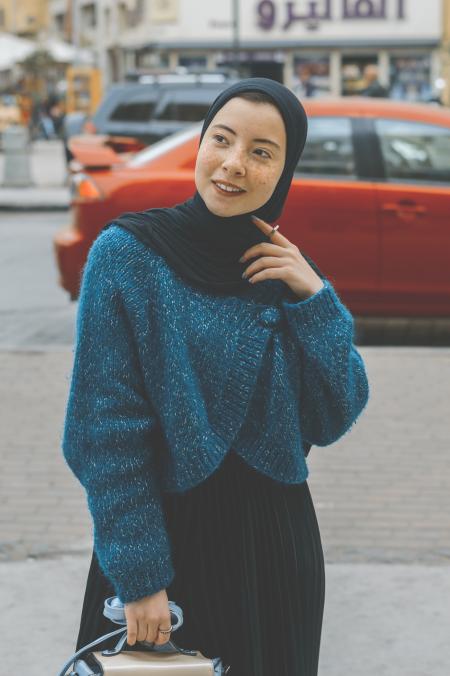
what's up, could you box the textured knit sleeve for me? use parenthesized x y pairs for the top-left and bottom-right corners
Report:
(61, 232), (174, 603)
(281, 274), (369, 447)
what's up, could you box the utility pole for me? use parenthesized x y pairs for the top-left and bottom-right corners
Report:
(97, 0), (108, 86)
(72, 0), (80, 51)
(232, 0), (240, 77)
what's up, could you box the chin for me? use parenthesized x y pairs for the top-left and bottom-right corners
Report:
(205, 191), (261, 219)
(201, 193), (243, 218)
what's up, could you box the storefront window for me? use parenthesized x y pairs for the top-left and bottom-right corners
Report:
(341, 55), (380, 96)
(178, 55), (208, 70)
(389, 55), (432, 102)
(136, 51), (169, 69)
(292, 54), (331, 98)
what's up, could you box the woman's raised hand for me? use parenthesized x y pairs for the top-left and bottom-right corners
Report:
(239, 215), (324, 300)
(124, 588), (172, 646)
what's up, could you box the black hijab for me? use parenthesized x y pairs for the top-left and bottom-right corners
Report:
(102, 77), (311, 293)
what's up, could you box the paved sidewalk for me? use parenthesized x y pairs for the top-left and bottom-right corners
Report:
(2, 555), (449, 676)
(0, 185), (70, 210)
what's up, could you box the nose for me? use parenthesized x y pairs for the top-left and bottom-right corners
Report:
(221, 145), (246, 176)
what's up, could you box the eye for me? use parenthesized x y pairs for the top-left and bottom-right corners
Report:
(213, 134), (227, 144)
(254, 148), (271, 159)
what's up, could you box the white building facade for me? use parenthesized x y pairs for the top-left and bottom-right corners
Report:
(50, 0), (444, 101)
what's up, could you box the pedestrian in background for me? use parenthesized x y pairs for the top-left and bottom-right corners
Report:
(62, 77), (369, 675)
(358, 64), (389, 98)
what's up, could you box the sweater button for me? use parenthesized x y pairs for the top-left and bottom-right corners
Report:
(259, 308), (281, 327)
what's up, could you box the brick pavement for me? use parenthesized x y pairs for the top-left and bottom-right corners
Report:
(1, 346), (449, 565)
(0, 350), (91, 561)
(308, 346), (450, 564)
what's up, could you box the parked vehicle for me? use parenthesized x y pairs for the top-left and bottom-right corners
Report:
(62, 70), (238, 164)
(54, 97), (450, 317)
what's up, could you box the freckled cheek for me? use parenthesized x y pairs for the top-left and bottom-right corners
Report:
(253, 169), (281, 196)
(197, 148), (220, 177)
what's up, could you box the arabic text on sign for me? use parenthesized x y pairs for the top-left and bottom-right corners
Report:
(256, 0), (407, 31)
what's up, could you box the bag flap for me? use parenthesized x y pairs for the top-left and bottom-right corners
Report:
(92, 649), (214, 675)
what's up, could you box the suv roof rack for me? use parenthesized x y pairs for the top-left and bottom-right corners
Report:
(124, 68), (237, 85)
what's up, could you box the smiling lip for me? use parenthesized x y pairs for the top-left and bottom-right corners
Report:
(212, 180), (246, 197)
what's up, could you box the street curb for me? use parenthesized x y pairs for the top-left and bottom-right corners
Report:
(0, 204), (70, 211)
(0, 185), (70, 211)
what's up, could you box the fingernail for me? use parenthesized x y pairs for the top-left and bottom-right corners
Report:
(241, 272), (247, 278)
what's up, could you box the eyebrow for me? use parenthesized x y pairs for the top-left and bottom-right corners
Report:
(211, 124), (281, 150)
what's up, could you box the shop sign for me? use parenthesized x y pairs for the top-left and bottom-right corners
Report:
(257, 0), (407, 31)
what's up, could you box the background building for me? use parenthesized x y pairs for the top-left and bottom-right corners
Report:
(0, 0), (49, 37)
(441, 0), (450, 106)
(44, 0), (447, 104)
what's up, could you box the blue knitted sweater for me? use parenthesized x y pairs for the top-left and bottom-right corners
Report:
(61, 224), (369, 603)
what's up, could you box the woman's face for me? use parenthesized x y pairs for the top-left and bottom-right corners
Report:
(194, 96), (287, 218)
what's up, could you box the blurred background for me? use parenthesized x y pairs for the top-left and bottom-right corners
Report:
(0, 1), (449, 674)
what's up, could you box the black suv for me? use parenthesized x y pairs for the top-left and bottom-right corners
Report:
(63, 71), (239, 162)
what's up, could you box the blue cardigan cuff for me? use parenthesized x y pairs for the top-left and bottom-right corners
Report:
(281, 279), (353, 336)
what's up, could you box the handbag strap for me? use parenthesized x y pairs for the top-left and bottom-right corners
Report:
(57, 600), (197, 676)
(57, 626), (200, 676)
(56, 625), (127, 676)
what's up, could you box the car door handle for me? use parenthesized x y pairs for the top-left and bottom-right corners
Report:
(381, 202), (427, 216)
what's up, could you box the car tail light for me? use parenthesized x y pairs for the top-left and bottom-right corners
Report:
(83, 119), (97, 134)
(70, 173), (103, 202)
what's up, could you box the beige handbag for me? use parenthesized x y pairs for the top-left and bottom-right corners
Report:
(58, 597), (230, 675)
(76, 647), (223, 674)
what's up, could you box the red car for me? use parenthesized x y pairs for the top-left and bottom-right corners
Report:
(54, 97), (450, 317)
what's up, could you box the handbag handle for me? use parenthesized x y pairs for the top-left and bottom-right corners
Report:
(56, 599), (196, 676)
(103, 597), (184, 632)
(101, 598), (195, 656)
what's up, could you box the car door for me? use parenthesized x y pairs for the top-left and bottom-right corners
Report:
(283, 116), (379, 314)
(374, 118), (450, 317)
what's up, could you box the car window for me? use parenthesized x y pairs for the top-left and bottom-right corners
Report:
(375, 119), (450, 183)
(109, 100), (157, 123)
(295, 117), (356, 177)
(157, 102), (212, 122)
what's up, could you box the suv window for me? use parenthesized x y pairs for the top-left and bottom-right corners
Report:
(375, 119), (450, 183)
(157, 101), (211, 122)
(295, 117), (355, 177)
(110, 100), (157, 122)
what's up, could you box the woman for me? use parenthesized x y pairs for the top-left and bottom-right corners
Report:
(62, 78), (369, 675)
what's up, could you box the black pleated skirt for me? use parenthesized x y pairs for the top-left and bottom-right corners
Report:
(75, 449), (325, 675)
